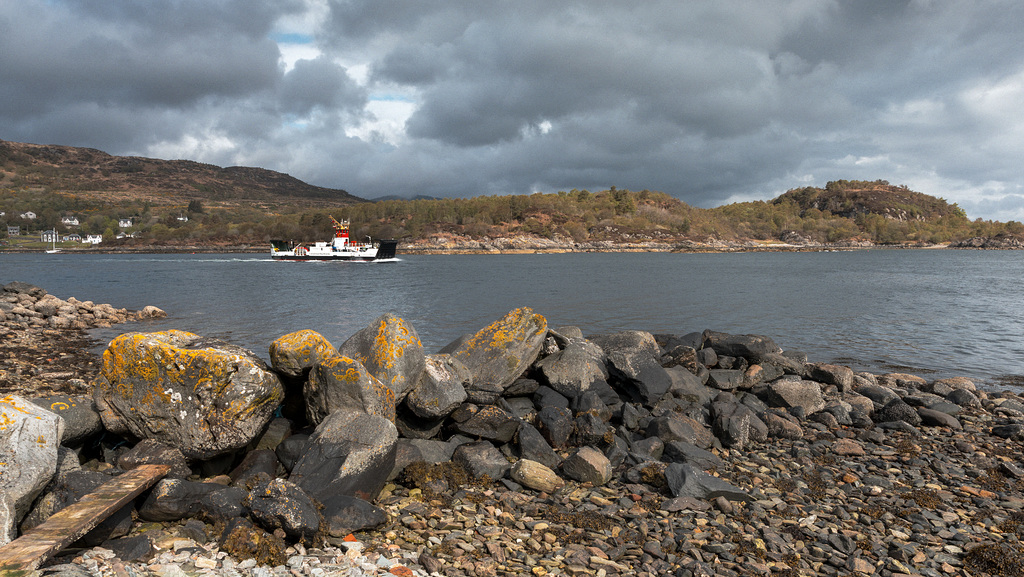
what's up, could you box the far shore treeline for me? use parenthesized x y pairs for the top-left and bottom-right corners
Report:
(4, 179), (1023, 250)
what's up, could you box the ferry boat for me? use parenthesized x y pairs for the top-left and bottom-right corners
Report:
(270, 217), (398, 261)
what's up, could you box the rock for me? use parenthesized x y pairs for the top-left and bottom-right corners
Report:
(536, 406), (575, 449)
(700, 330), (781, 362)
(662, 441), (724, 470)
(290, 411), (398, 502)
(645, 415), (715, 449)
(805, 363), (854, 391)
(596, 331), (672, 407)
(305, 355), (396, 425)
(394, 406), (446, 439)
(448, 404), (520, 443)
(138, 478), (247, 522)
(228, 449), (281, 486)
(245, 478), (322, 543)
(533, 386), (570, 410)
(535, 340), (607, 399)
(101, 535), (154, 563)
(448, 307), (548, 391)
(761, 409), (804, 439)
(268, 330), (337, 379)
(218, 517), (287, 568)
(855, 384), (900, 407)
(917, 407), (962, 429)
(711, 394), (767, 449)
(572, 412), (614, 447)
(0, 394), (63, 546)
(275, 433), (310, 472)
(666, 366), (715, 404)
(947, 388), (981, 408)
(630, 437), (665, 461)
(117, 439), (192, 479)
(561, 447), (613, 486)
(515, 423), (562, 470)
(404, 354), (469, 419)
(874, 398), (923, 426)
(706, 369), (745, 391)
(94, 331), (284, 460)
(391, 438), (458, 479)
(510, 459), (565, 493)
(452, 441), (509, 480)
(664, 463), (750, 501)
(320, 495), (387, 537)
(877, 372), (928, 389)
(338, 314), (426, 402)
(832, 438), (866, 456)
(30, 395), (104, 446)
(933, 376), (976, 392)
(137, 305), (167, 319)
(759, 379), (826, 415)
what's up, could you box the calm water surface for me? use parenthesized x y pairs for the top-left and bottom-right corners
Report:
(2, 250), (1023, 389)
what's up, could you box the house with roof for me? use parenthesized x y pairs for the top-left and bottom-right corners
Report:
(7, 226), (20, 236)
(40, 229), (59, 242)
(20, 211), (37, 220)
(83, 234), (103, 244)
(118, 218), (133, 228)
(62, 233), (82, 242)
(61, 216), (80, 226)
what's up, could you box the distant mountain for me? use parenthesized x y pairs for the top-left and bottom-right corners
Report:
(371, 194), (441, 202)
(0, 139), (364, 205)
(772, 179), (966, 222)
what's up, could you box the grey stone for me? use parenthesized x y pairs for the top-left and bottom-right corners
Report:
(449, 404), (520, 443)
(0, 395), (63, 546)
(404, 354), (469, 419)
(561, 446), (613, 486)
(31, 395), (103, 446)
(706, 369), (745, 391)
(290, 411), (398, 502)
(759, 379), (826, 415)
(118, 440), (192, 479)
(700, 330), (781, 362)
(665, 463), (750, 501)
(94, 331), (283, 460)
(268, 330), (337, 379)
(338, 314), (427, 402)
(515, 423), (562, 470)
(874, 398), (922, 426)
(246, 478), (322, 542)
(452, 441), (510, 480)
(321, 495), (387, 537)
(805, 363), (854, 391)
(305, 355), (395, 425)
(535, 340), (607, 399)
(448, 308), (548, 391)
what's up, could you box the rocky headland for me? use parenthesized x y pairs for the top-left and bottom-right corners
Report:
(2, 284), (1024, 577)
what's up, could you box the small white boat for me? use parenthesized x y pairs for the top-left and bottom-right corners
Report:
(270, 217), (397, 261)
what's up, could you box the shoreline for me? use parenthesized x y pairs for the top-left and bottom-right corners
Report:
(2, 241), (1018, 256)
(4, 289), (1024, 577)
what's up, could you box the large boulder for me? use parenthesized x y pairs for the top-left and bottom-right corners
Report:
(339, 314), (427, 402)
(289, 411), (398, 502)
(305, 355), (396, 424)
(94, 331), (284, 460)
(30, 395), (104, 446)
(0, 395), (64, 545)
(757, 379), (826, 416)
(404, 354), (470, 420)
(535, 341), (608, 399)
(448, 308), (548, 391)
(590, 331), (671, 407)
(700, 331), (782, 363)
(665, 463), (750, 501)
(268, 330), (337, 379)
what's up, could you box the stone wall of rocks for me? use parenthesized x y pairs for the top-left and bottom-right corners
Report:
(3, 299), (1024, 576)
(1, 281), (166, 329)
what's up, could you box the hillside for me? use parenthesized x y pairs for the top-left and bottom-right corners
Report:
(772, 179), (966, 221)
(0, 140), (363, 205)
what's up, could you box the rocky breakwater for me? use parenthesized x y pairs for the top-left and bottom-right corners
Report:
(3, 307), (1024, 577)
(0, 281), (167, 397)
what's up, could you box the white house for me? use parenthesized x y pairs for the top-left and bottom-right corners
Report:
(83, 234), (103, 244)
(40, 229), (59, 242)
(118, 218), (133, 228)
(61, 216), (80, 226)
(62, 234), (82, 242)
(20, 211), (36, 220)
(7, 225), (20, 236)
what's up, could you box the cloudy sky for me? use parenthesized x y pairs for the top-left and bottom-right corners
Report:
(2, 1), (1023, 220)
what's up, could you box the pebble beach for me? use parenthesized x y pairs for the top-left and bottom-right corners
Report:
(3, 283), (1024, 577)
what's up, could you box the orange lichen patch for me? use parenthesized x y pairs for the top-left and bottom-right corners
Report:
(455, 308), (547, 358)
(269, 330), (336, 374)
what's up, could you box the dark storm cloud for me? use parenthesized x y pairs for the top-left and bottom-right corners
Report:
(2, 1), (1023, 219)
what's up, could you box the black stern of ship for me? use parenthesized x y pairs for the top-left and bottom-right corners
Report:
(376, 240), (398, 259)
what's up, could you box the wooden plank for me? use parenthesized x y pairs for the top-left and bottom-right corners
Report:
(0, 464), (170, 574)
